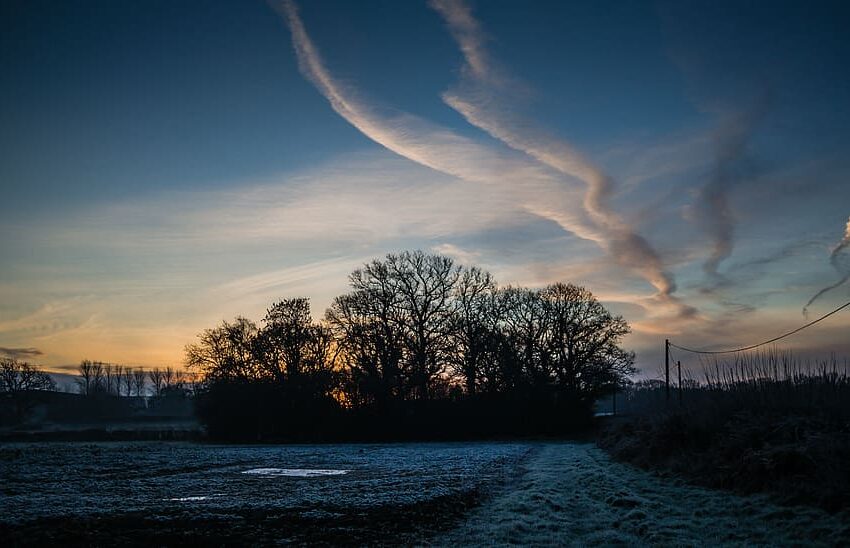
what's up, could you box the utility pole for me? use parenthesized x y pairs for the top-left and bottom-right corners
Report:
(677, 360), (682, 405)
(665, 338), (670, 402)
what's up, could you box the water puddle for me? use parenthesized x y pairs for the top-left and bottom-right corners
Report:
(165, 493), (224, 502)
(242, 468), (350, 477)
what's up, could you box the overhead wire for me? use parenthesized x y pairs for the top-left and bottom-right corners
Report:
(669, 299), (850, 355)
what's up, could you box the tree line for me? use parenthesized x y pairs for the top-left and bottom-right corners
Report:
(187, 251), (635, 440)
(1, 358), (197, 426)
(0, 357), (193, 399)
(1, 358), (56, 394)
(76, 361), (194, 398)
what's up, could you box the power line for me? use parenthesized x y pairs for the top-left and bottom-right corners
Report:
(670, 299), (850, 355)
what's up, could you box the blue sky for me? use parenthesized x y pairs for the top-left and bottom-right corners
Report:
(1, 0), (849, 374)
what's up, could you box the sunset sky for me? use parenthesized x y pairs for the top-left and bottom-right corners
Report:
(2, 0), (849, 376)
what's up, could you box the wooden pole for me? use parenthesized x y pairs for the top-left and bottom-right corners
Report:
(665, 339), (670, 402)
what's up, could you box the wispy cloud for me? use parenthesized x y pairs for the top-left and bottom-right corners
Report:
(727, 240), (819, 275)
(429, 0), (694, 318)
(430, 243), (481, 266)
(803, 216), (850, 315)
(692, 103), (767, 285)
(1, 149), (579, 368)
(0, 346), (43, 360)
(274, 0), (610, 247)
(276, 0), (705, 325)
(215, 256), (363, 298)
(0, 298), (91, 336)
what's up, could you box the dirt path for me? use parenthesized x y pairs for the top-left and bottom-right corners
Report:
(437, 442), (850, 546)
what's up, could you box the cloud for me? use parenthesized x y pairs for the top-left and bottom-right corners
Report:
(803, 216), (850, 315)
(276, 0), (701, 324)
(0, 346), (43, 360)
(429, 0), (694, 319)
(0, 298), (91, 337)
(430, 243), (481, 266)
(30, 152), (514, 254)
(601, 130), (713, 193)
(3, 144), (624, 369)
(215, 256), (365, 299)
(693, 103), (767, 285)
(728, 240), (819, 274)
(699, 239), (819, 297)
(274, 0), (609, 248)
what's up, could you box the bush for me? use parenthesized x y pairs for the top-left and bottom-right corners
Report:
(599, 353), (850, 511)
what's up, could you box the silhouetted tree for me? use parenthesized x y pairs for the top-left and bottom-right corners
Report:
(388, 251), (460, 400)
(77, 360), (105, 396)
(0, 358), (55, 393)
(539, 283), (635, 397)
(162, 367), (176, 389)
(185, 250), (636, 440)
(448, 266), (497, 395)
(104, 364), (121, 396)
(148, 368), (165, 397)
(184, 317), (259, 382)
(256, 298), (320, 381)
(185, 299), (341, 438)
(184, 371), (200, 395)
(132, 368), (147, 397)
(0, 358), (56, 424)
(498, 286), (549, 389)
(121, 367), (134, 397)
(326, 277), (406, 408)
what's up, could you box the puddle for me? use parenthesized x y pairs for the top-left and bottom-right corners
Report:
(165, 494), (223, 502)
(242, 468), (350, 477)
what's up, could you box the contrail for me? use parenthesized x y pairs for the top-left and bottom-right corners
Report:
(430, 0), (694, 317)
(277, 0), (694, 318)
(695, 106), (765, 284)
(273, 0), (606, 246)
(803, 217), (850, 316)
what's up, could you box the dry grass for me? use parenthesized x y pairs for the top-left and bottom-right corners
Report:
(599, 351), (850, 512)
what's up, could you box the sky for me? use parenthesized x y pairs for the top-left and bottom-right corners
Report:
(2, 0), (849, 377)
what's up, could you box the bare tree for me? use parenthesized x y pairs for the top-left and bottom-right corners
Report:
(388, 251), (460, 399)
(132, 368), (147, 397)
(162, 367), (175, 390)
(183, 370), (200, 395)
(327, 266), (407, 407)
(449, 266), (496, 395)
(171, 368), (185, 390)
(113, 365), (125, 396)
(148, 368), (165, 397)
(121, 367), (134, 397)
(254, 298), (337, 386)
(179, 250), (641, 440)
(497, 287), (548, 389)
(0, 358), (55, 393)
(103, 363), (126, 397)
(158, 366), (186, 395)
(184, 317), (259, 382)
(0, 358), (56, 423)
(77, 360), (105, 396)
(326, 251), (466, 402)
(539, 282), (635, 396)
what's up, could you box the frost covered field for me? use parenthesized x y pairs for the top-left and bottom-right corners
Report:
(0, 442), (528, 544)
(438, 443), (850, 546)
(2, 441), (849, 545)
